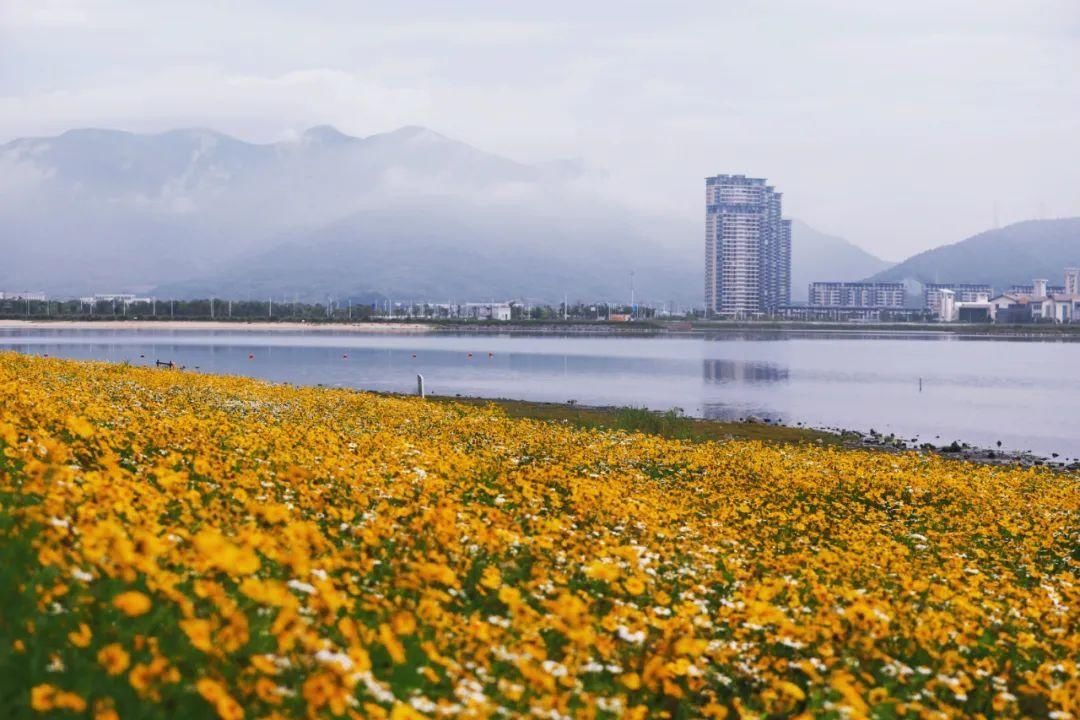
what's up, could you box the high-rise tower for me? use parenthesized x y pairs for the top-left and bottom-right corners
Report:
(704, 175), (791, 316)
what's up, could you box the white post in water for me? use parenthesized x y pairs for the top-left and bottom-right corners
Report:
(416, 374), (425, 399)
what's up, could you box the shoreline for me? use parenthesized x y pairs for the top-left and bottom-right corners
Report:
(2, 317), (1079, 339)
(0, 319), (434, 333)
(414, 395), (1077, 471)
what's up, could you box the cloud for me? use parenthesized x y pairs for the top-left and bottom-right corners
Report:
(1, 0), (1078, 257)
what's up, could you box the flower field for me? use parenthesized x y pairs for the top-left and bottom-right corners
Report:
(0, 353), (1077, 719)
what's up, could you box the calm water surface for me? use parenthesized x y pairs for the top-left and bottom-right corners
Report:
(3, 327), (1078, 458)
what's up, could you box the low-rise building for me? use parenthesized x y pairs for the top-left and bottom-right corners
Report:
(774, 305), (926, 322)
(924, 283), (992, 319)
(994, 271), (1080, 324)
(1, 291), (47, 301)
(79, 294), (153, 305)
(421, 302), (512, 321)
(1008, 283), (1065, 297)
(954, 292), (993, 323)
(808, 282), (905, 308)
(461, 302), (511, 321)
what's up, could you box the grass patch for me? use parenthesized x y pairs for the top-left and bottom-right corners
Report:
(430, 396), (841, 445)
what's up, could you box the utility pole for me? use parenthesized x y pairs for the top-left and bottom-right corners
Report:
(563, 293), (568, 321)
(630, 271), (635, 317)
(268, 297), (272, 318)
(210, 298), (215, 320)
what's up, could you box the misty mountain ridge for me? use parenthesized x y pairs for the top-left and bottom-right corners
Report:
(3, 124), (889, 303)
(790, 220), (893, 300)
(868, 218), (1080, 293)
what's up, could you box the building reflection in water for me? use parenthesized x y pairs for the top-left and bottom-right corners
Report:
(702, 359), (789, 384)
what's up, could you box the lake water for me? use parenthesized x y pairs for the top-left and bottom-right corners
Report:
(3, 327), (1078, 458)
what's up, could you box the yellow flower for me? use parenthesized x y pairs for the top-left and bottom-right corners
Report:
(97, 643), (131, 676)
(68, 622), (92, 648)
(776, 680), (806, 702)
(113, 591), (152, 617)
(379, 623), (406, 664)
(93, 699), (120, 720)
(30, 684), (57, 712)
(193, 528), (260, 576)
(3, 354), (1079, 719)
(197, 678), (244, 720)
(391, 611), (417, 636)
(180, 618), (214, 653)
(65, 415), (95, 439)
(390, 703), (427, 720)
(479, 565), (502, 590)
(250, 654), (280, 675)
(584, 560), (620, 582)
(30, 684), (86, 713)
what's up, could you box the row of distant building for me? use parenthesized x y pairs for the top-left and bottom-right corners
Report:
(801, 269), (1080, 323)
(702, 173), (1080, 324)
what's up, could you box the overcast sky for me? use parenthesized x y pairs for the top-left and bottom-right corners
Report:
(2, 0), (1078, 260)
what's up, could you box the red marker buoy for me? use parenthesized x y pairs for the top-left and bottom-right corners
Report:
(488, 352), (494, 358)
(248, 354), (254, 360)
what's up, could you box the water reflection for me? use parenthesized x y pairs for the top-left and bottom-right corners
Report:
(703, 359), (789, 384)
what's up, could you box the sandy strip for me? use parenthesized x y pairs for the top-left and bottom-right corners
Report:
(0, 320), (435, 333)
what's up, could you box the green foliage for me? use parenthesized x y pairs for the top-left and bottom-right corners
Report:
(610, 407), (695, 440)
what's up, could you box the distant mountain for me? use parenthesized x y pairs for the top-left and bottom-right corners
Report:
(156, 198), (698, 303)
(868, 218), (1080, 292)
(0, 125), (697, 303)
(789, 221), (893, 300)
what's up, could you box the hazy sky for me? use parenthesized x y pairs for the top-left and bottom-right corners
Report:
(2, 0), (1078, 260)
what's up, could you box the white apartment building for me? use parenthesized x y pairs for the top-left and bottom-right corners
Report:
(704, 175), (791, 317)
(808, 282), (905, 308)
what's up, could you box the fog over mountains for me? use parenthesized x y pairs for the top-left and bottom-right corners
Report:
(1, 125), (890, 303)
(790, 221), (893, 301)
